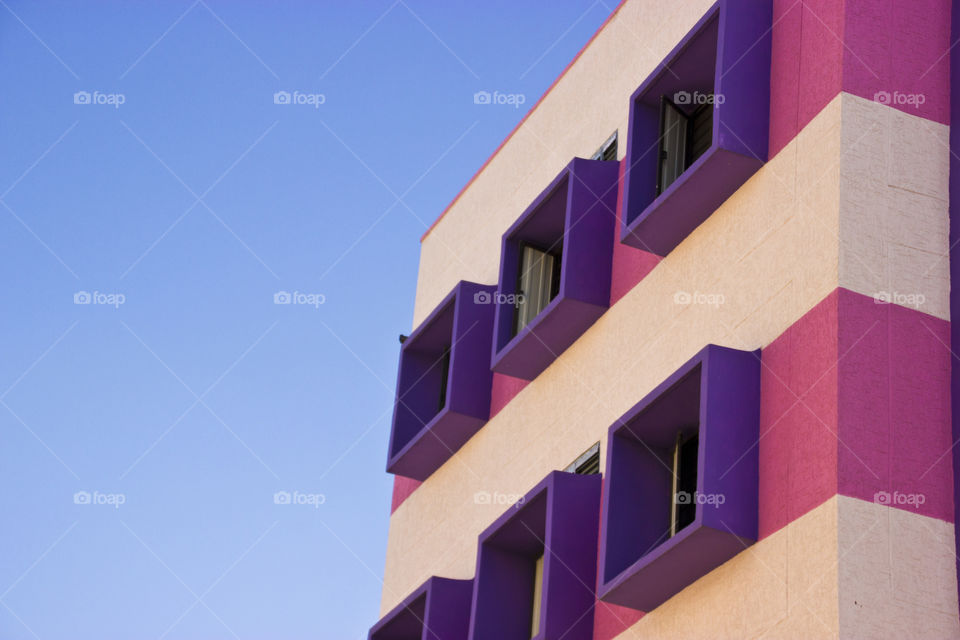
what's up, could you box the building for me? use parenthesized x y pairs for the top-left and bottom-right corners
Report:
(369, 0), (960, 637)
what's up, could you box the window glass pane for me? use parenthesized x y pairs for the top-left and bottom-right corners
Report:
(515, 246), (557, 333)
(531, 554), (544, 638)
(659, 100), (688, 193)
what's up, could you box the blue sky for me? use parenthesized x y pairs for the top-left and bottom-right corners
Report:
(0, 2), (613, 638)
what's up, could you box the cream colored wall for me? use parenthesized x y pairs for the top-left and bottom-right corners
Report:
(839, 96), (950, 320)
(837, 497), (959, 640)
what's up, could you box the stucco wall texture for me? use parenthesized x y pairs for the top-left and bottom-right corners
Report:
(379, 0), (957, 638)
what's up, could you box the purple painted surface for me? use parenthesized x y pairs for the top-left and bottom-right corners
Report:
(387, 280), (497, 481)
(491, 158), (619, 380)
(621, 0), (772, 256)
(949, 0), (960, 619)
(368, 576), (474, 640)
(597, 345), (760, 611)
(469, 471), (601, 640)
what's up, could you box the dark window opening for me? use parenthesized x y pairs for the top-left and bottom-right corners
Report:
(566, 442), (601, 475)
(657, 96), (713, 194)
(436, 348), (451, 411)
(591, 131), (618, 161)
(670, 431), (699, 536)
(513, 243), (562, 336)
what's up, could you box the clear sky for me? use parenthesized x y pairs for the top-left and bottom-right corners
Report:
(0, 2), (613, 638)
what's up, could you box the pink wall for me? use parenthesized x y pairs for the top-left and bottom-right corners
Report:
(759, 288), (953, 539)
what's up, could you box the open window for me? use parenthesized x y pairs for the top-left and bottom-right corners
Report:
(469, 471), (601, 640)
(387, 281), (497, 481)
(621, 0), (772, 256)
(669, 431), (698, 535)
(565, 442), (600, 475)
(591, 131), (618, 162)
(657, 98), (712, 194)
(492, 158), (619, 380)
(514, 244), (562, 335)
(598, 345), (760, 612)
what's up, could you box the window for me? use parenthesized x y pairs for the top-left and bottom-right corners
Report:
(491, 158), (619, 380)
(566, 442), (600, 475)
(657, 99), (713, 194)
(597, 344), (761, 612)
(620, 0), (772, 256)
(387, 281), (497, 481)
(591, 131), (618, 161)
(471, 471), (601, 640)
(670, 431), (698, 535)
(514, 244), (562, 335)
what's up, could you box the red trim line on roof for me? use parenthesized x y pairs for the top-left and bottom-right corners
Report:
(420, 0), (629, 242)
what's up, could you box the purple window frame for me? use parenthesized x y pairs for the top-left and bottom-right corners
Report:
(620, 0), (772, 256)
(491, 158), (619, 381)
(387, 281), (497, 481)
(597, 344), (761, 611)
(368, 576), (474, 640)
(469, 471), (601, 640)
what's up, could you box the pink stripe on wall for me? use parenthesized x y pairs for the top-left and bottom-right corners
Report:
(758, 288), (841, 538)
(592, 601), (644, 640)
(758, 288), (953, 539)
(490, 372), (530, 418)
(836, 288), (953, 523)
(609, 158), (660, 306)
(768, 0), (950, 159)
(391, 475), (423, 513)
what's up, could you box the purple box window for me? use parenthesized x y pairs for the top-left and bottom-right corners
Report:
(491, 158), (619, 380)
(469, 471), (601, 640)
(620, 0), (772, 256)
(597, 345), (761, 611)
(368, 576), (474, 640)
(387, 281), (497, 481)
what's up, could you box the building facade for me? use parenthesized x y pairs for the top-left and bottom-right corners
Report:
(370, 0), (960, 637)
